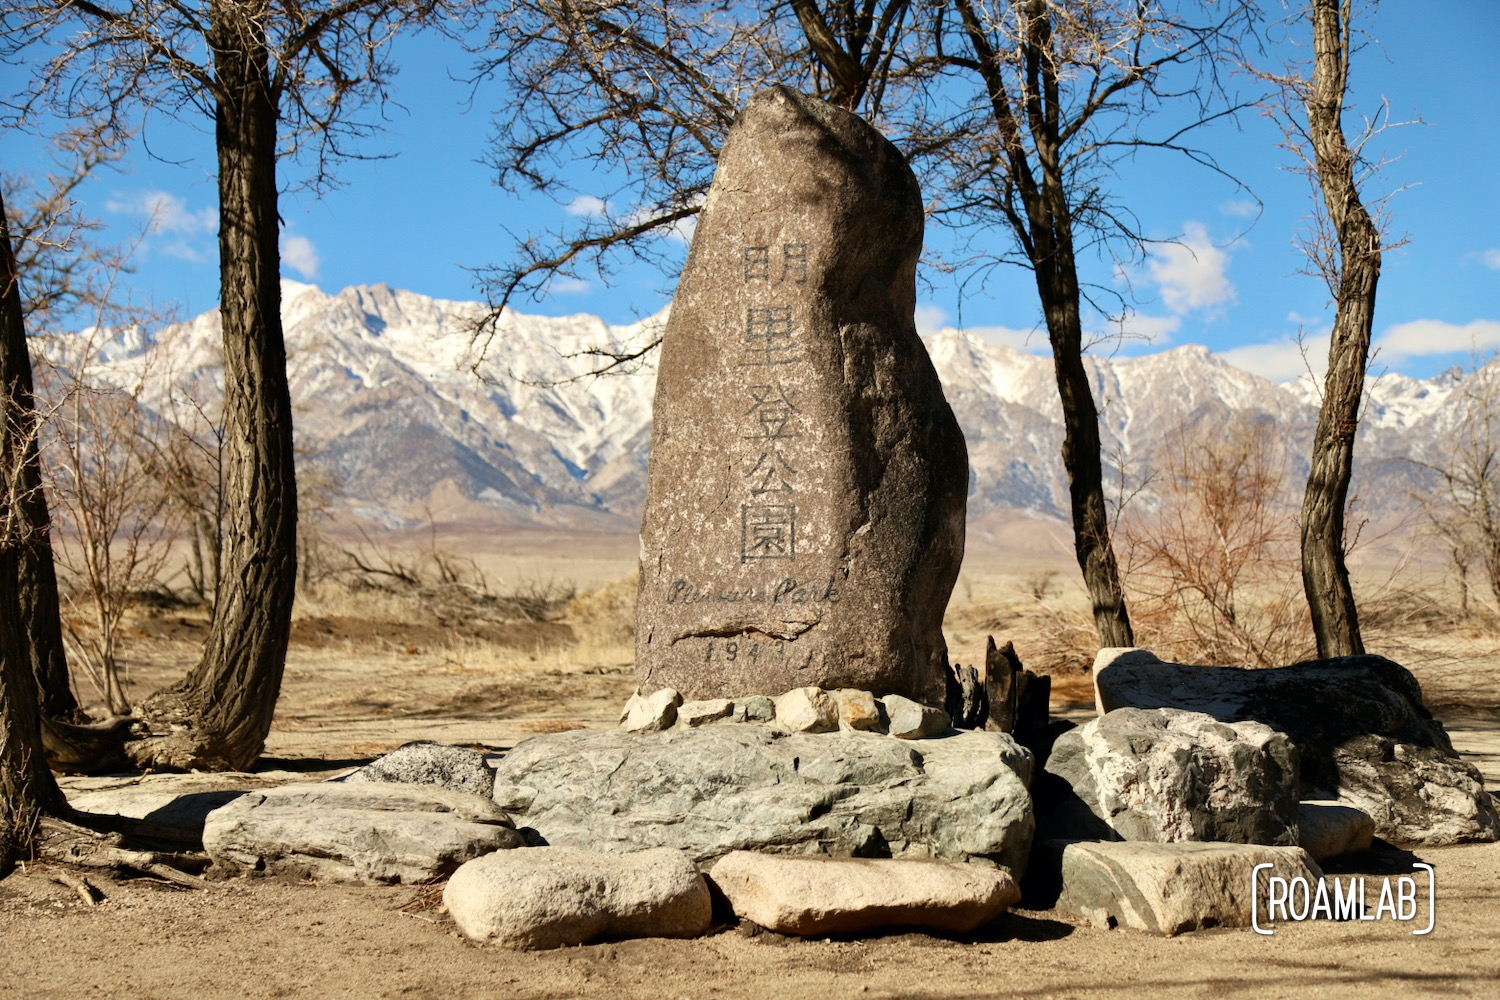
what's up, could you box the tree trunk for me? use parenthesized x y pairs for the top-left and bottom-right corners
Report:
(0, 186), (78, 722)
(1039, 260), (1135, 648)
(138, 0), (297, 771)
(1299, 0), (1378, 658)
(1, 541), (66, 872)
(953, 0), (1134, 649)
(2, 192), (67, 867)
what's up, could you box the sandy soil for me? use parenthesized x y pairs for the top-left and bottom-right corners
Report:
(4, 564), (1499, 998)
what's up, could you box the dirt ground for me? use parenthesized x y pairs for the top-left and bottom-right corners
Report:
(3, 557), (1499, 999)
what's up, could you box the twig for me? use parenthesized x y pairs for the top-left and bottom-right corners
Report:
(47, 868), (103, 906)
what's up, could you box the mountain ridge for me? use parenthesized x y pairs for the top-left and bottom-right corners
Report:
(69, 281), (1460, 540)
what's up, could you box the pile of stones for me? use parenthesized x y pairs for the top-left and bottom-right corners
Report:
(183, 641), (1498, 944)
(621, 684), (952, 739)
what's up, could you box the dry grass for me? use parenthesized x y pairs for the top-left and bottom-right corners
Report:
(943, 557), (1500, 714)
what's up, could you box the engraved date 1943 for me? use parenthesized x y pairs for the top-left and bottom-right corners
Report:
(703, 637), (789, 664)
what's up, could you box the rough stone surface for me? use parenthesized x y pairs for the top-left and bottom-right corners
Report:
(834, 689), (883, 732)
(443, 847), (712, 950)
(341, 741), (495, 798)
(678, 699), (735, 727)
(774, 687), (839, 733)
(1093, 648), (1500, 846)
(64, 774), (256, 843)
(634, 86), (967, 703)
(203, 782), (523, 884)
(883, 696), (950, 740)
(1298, 800), (1375, 861)
(1052, 839), (1323, 936)
(491, 726), (1033, 872)
(741, 695), (776, 722)
(620, 687), (682, 733)
(1041, 708), (1299, 846)
(710, 851), (1019, 936)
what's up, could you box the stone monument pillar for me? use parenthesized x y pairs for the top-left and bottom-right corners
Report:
(635, 86), (967, 702)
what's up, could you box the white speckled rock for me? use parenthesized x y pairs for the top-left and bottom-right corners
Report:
(1091, 648), (1499, 846)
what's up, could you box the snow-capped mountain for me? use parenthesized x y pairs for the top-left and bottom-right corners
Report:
(65, 281), (1462, 535)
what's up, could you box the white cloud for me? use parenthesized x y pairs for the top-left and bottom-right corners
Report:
(622, 201), (700, 246)
(1219, 199), (1260, 219)
(1146, 222), (1237, 315)
(964, 324), (1048, 352)
(1481, 249), (1500, 270)
(1218, 331), (1332, 383)
(914, 303), (950, 337)
(281, 234), (321, 279)
(1376, 319), (1500, 360)
(106, 190), (216, 235)
(1104, 312), (1181, 345)
(565, 195), (610, 218)
(916, 302), (1046, 351)
(547, 276), (592, 295)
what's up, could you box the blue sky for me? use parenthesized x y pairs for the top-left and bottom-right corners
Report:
(3, 3), (1496, 382)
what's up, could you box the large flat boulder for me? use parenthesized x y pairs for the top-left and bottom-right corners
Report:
(1041, 707), (1299, 845)
(1052, 840), (1323, 936)
(634, 86), (967, 704)
(1093, 649), (1500, 846)
(203, 782), (523, 884)
(444, 847), (712, 950)
(709, 852), (1019, 936)
(491, 726), (1033, 872)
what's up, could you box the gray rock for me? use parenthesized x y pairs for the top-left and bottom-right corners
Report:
(444, 847), (712, 950)
(634, 86), (967, 704)
(342, 740), (494, 798)
(203, 782), (523, 884)
(492, 726), (1033, 872)
(774, 687), (839, 733)
(65, 774), (255, 844)
(1041, 708), (1299, 845)
(882, 695), (950, 740)
(678, 698), (735, 727)
(1298, 800), (1375, 861)
(710, 851), (1019, 936)
(1052, 839), (1323, 936)
(1093, 649), (1500, 846)
(621, 687), (682, 732)
(741, 695), (776, 722)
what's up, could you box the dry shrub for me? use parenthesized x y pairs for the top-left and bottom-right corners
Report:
(1119, 413), (1316, 668)
(566, 571), (637, 647)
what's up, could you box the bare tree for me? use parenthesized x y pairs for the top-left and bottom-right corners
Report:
(1263, 0), (1402, 657)
(1413, 358), (1500, 614)
(0, 158), (107, 724)
(0, 185), (66, 873)
(469, 1), (1258, 648)
(6, 0), (456, 769)
(1120, 411), (1314, 667)
(36, 326), (183, 717)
